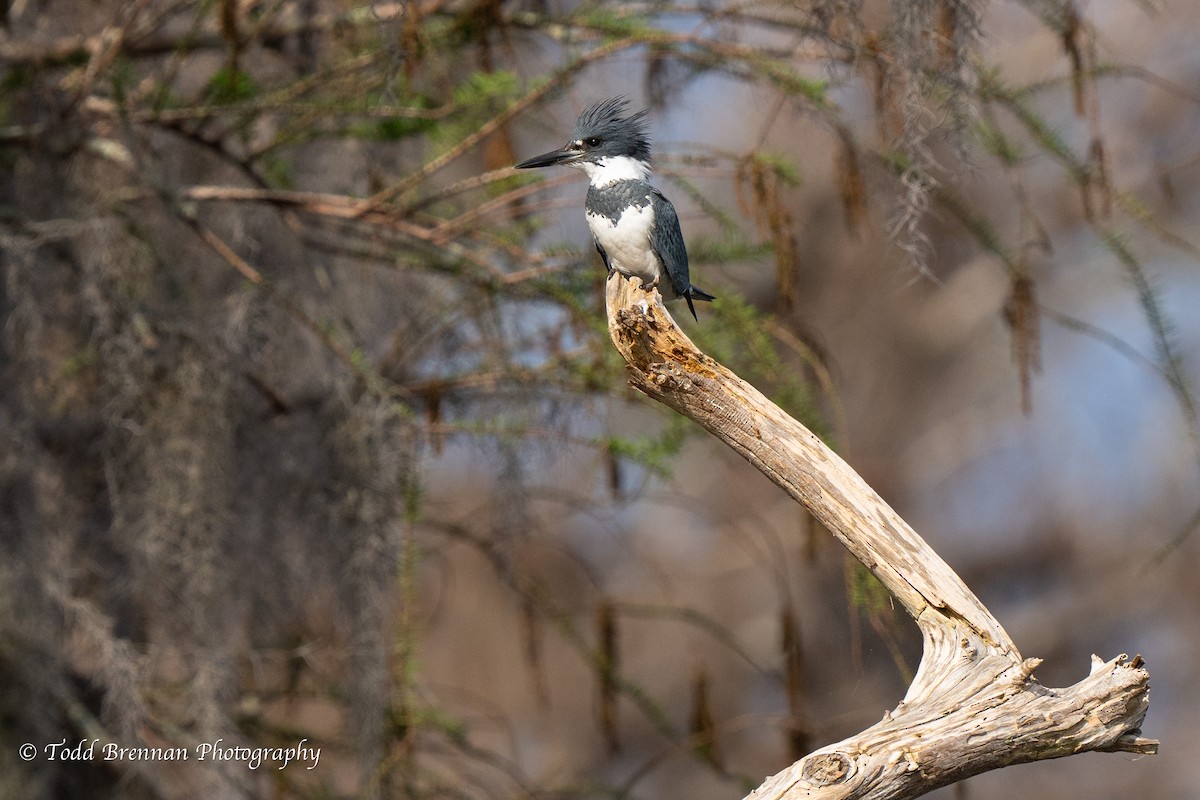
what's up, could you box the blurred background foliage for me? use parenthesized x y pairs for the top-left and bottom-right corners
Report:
(1, 0), (1198, 798)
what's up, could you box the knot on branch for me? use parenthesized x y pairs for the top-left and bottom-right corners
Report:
(1013, 656), (1044, 684)
(646, 361), (696, 392)
(800, 752), (851, 786)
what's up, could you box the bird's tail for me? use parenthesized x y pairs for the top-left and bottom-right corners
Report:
(684, 285), (716, 321)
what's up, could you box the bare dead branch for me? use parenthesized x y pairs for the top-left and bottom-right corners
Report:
(603, 273), (1155, 799)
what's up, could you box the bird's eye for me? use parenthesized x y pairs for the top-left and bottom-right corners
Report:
(584, 137), (601, 148)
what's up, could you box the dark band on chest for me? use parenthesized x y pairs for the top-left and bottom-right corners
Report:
(586, 180), (654, 223)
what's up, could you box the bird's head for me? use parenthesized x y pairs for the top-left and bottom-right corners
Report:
(515, 97), (652, 173)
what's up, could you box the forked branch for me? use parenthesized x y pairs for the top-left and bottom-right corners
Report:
(604, 274), (1156, 799)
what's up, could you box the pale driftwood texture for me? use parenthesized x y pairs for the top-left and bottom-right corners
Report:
(604, 274), (1156, 800)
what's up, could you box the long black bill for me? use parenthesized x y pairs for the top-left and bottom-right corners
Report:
(514, 148), (577, 169)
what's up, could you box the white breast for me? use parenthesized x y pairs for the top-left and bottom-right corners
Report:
(587, 204), (662, 285)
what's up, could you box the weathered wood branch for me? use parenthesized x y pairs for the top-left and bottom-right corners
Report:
(603, 274), (1155, 799)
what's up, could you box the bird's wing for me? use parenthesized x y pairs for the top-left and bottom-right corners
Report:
(593, 237), (612, 273)
(648, 188), (690, 298)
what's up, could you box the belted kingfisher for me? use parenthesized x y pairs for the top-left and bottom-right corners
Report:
(515, 97), (716, 320)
